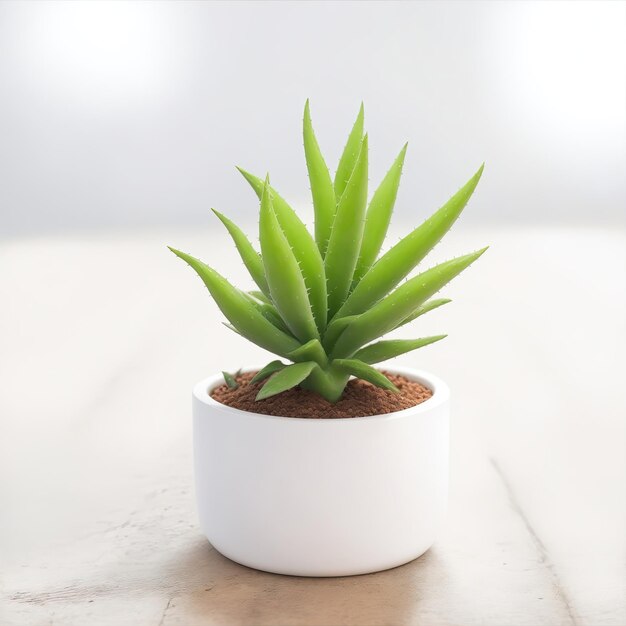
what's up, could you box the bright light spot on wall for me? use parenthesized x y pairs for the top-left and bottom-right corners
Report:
(502, 2), (626, 136)
(10, 2), (176, 110)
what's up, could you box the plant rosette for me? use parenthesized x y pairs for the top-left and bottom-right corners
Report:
(171, 102), (487, 576)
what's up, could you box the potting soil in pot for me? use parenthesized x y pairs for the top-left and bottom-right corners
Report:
(211, 371), (432, 419)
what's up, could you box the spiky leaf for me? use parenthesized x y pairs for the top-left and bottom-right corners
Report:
(325, 135), (369, 316)
(322, 314), (360, 352)
(332, 359), (398, 391)
(354, 335), (447, 365)
(334, 103), (364, 200)
(243, 292), (294, 336)
(352, 144), (407, 284)
(222, 371), (239, 389)
(397, 298), (451, 328)
(248, 290), (272, 305)
(287, 339), (328, 367)
(332, 248), (488, 358)
(336, 164), (484, 318)
(256, 362), (318, 400)
(168, 247), (299, 356)
(259, 180), (319, 343)
(303, 100), (336, 256)
(222, 322), (240, 335)
(212, 209), (269, 297)
(251, 360), (286, 383)
(237, 167), (327, 331)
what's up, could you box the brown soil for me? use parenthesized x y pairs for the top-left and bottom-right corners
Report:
(210, 371), (433, 419)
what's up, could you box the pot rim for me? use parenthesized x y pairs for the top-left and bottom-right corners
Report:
(193, 366), (449, 423)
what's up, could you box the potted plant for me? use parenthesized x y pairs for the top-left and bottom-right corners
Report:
(170, 101), (487, 577)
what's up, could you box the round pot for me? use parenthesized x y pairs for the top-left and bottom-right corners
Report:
(192, 366), (449, 577)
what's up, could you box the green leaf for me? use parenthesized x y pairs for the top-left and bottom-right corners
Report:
(211, 209), (269, 297)
(334, 103), (364, 200)
(352, 143), (407, 284)
(353, 335), (447, 365)
(325, 135), (369, 317)
(336, 164), (484, 318)
(397, 298), (451, 328)
(251, 360), (286, 383)
(168, 247), (300, 356)
(303, 100), (336, 256)
(322, 314), (360, 352)
(222, 371), (239, 389)
(237, 167), (328, 331)
(242, 292), (294, 336)
(332, 248), (488, 358)
(222, 322), (240, 335)
(259, 179), (319, 343)
(287, 339), (328, 367)
(248, 290), (272, 305)
(332, 359), (398, 391)
(256, 362), (318, 400)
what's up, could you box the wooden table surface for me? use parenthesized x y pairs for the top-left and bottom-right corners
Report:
(1, 226), (624, 626)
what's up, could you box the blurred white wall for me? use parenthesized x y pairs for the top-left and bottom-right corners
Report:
(0, 0), (624, 237)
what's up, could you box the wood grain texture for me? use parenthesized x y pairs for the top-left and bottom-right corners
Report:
(1, 227), (624, 626)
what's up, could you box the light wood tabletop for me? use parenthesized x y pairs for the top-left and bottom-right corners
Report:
(1, 226), (624, 626)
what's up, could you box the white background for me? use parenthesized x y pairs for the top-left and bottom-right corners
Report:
(1, 0), (624, 237)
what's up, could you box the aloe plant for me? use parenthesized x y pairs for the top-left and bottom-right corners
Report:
(170, 101), (487, 402)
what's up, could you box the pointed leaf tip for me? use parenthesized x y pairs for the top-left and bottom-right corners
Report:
(303, 100), (335, 257)
(240, 167), (327, 332)
(325, 128), (370, 315)
(333, 249), (487, 358)
(222, 371), (239, 389)
(236, 165), (260, 191)
(336, 165), (487, 319)
(351, 140), (408, 284)
(168, 246), (186, 258)
(167, 247), (299, 356)
(211, 208), (226, 222)
(352, 335), (448, 364)
(255, 361), (317, 400)
(250, 360), (286, 384)
(259, 182), (319, 343)
(334, 104), (366, 201)
(333, 359), (398, 391)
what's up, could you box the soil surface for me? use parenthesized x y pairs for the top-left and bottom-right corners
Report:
(210, 371), (433, 418)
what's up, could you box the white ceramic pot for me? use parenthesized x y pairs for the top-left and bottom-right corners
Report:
(192, 366), (449, 577)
